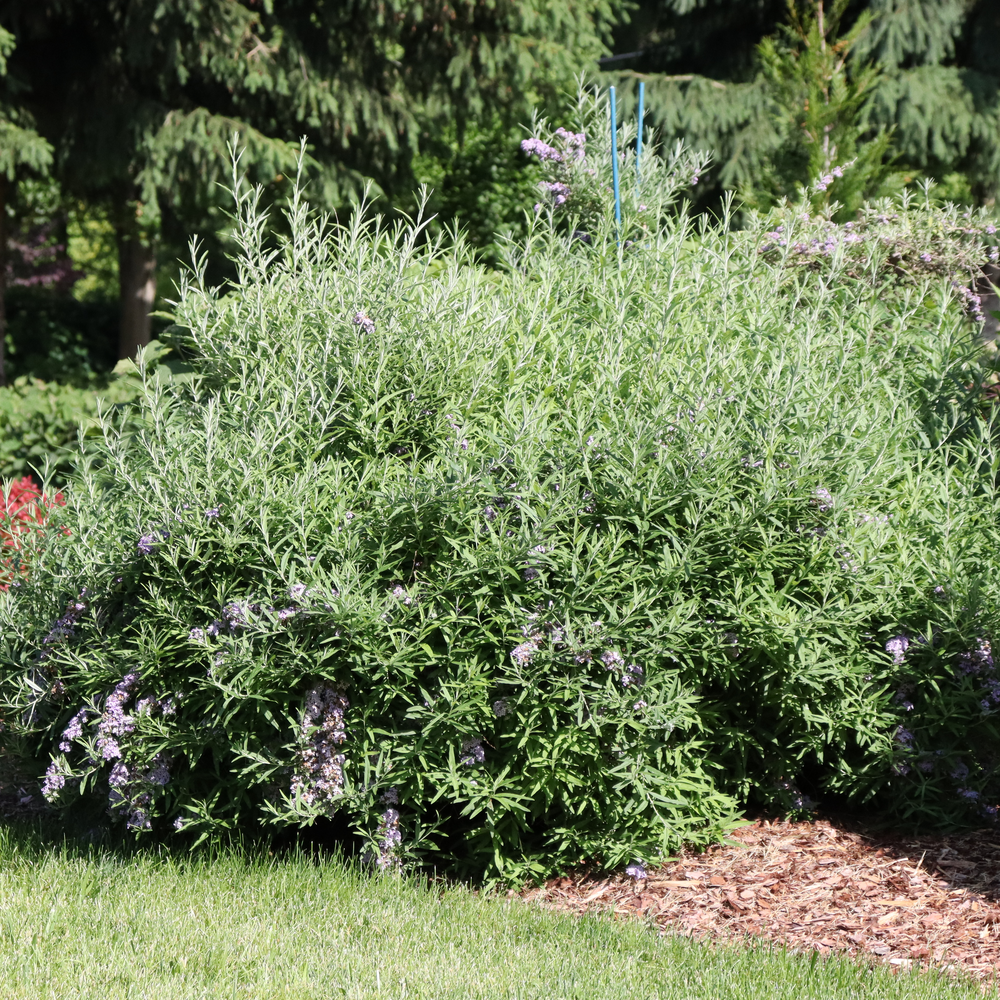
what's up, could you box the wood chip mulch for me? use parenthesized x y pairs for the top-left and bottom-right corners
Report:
(521, 818), (1000, 987)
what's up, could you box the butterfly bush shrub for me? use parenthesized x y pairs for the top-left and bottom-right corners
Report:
(520, 88), (710, 239)
(2, 144), (1000, 880)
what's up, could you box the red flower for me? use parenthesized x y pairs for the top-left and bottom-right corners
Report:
(0, 477), (67, 590)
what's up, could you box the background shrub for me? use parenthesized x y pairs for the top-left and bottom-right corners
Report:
(0, 377), (141, 484)
(2, 141), (1000, 881)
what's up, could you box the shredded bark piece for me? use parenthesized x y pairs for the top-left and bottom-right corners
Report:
(521, 817), (1000, 985)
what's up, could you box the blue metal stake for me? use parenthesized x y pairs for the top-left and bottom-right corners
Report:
(610, 86), (621, 241)
(636, 81), (645, 196)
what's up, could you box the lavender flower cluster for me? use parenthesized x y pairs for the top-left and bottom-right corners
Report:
(108, 752), (172, 830)
(43, 672), (178, 827)
(459, 737), (485, 767)
(96, 671), (141, 761)
(375, 788), (403, 869)
(811, 163), (847, 192)
(756, 207), (999, 314)
(521, 128), (591, 216)
(290, 685), (349, 813)
(353, 310), (375, 334)
(38, 596), (88, 661)
(887, 635), (1000, 819)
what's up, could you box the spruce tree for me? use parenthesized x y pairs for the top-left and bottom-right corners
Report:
(3, 0), (621, 359)
(0, 26), (52, 385)
(606, 0), (1000, 209)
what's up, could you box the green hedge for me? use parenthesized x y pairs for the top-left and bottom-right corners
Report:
(0, 377), (140, 483)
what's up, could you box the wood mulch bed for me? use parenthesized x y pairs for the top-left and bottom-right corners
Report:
(521, 817), (1000, 987)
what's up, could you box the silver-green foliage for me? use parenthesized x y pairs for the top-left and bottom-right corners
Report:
(3, 159), (1000, 881)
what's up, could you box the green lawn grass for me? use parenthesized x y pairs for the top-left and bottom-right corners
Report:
(0, 826), (984, 1000)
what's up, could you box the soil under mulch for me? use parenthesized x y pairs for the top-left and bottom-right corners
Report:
(521, 818), (1000, 987)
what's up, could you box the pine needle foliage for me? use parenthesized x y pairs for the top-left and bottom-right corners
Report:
(608, 0), (1000, 209)
(3, 113), (1000, 881)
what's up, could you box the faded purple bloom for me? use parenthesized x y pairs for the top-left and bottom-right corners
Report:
(885, 635), (909, 666)
(108, 760), (130, 791)
(459, 738), (485, 767)
(957, 639), (994, 676)
(173, 815), (186, 832)
(621, 663), (644, 688)
(492, 698), (511, 718)
(917, 759), (934, 773)
(290, 686), (349, 813)
(127, 808), (151, 831)
(204, 507), (220, 519)
(511, 639), (540, 666)
(812, 487), (834, 512)
(223, 601), (251, 630)
(893, 727), (914, 747)
(601, 650), (624, 670)
(625, 862), (647, 880)
(523, 567), (540, 582)
(145, 755), (171, 787)
(188, 627), (205, 643)
(41, 599), (88, 652)
(376, 805), (403, 869)
(353, 311), (376, 334)
(958, 788), (980, 801)
(483, 506), (497, 523)
(951, 761), (970, 781)
(276, 607), (297, 622)
(390, 584), (412, 606)
(289, 583), (308, 602)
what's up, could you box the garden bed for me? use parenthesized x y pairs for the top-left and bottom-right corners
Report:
(523, 817), (1000, 984)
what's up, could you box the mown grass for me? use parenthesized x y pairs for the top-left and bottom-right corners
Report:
(0, 826), (985, 1000)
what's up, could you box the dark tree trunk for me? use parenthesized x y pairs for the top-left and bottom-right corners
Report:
(0, 174), (7, 387)
(117, 229), (156, 361)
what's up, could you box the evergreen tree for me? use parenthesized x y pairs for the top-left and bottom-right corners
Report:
(605, 0), (1000, 210)
(3, 0), (621, 359)
(0, 26), (52, 385)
